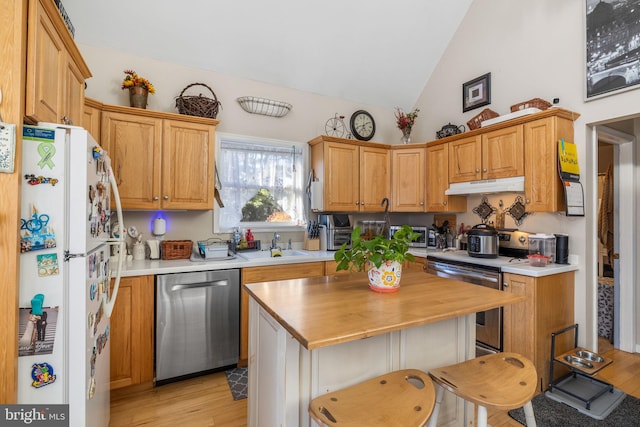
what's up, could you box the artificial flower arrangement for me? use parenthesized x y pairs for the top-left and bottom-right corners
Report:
(394, 107), (420, 133)
(121, 70), (156, 94)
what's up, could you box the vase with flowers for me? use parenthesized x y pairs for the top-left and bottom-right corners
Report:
(121, 70), (156, 109)
(394, 107), (420, 144)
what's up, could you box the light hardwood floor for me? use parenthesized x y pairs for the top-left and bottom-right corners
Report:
(110, 347), (640, 427)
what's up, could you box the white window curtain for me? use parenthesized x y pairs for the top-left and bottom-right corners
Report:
(217, 137), (306, 231)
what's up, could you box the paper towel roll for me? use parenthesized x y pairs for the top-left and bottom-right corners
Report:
(310, 181), (323, 211)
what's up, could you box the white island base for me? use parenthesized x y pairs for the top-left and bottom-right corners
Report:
(248, 298), (476, 427)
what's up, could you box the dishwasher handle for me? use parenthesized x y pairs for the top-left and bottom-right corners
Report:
(171, 279), (230, 291)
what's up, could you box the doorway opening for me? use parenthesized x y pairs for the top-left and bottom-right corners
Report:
(594, 124), (636, 354)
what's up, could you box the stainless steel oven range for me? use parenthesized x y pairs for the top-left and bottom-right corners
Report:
(425, 229), (531, 356)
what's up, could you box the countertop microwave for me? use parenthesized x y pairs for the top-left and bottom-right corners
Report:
(389, 225), (428, 248)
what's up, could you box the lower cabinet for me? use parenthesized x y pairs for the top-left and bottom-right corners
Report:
(404, 256), (426, 272)
(239, 262), (325, 366)
(502, 271), (574, 393)
(109, 275), (155, 390)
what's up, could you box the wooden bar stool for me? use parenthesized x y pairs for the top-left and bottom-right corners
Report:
(309, 369), (436, 427)
(427, 352), (537, 427)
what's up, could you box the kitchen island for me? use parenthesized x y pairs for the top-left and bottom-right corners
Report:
(244, 270), (526, 427)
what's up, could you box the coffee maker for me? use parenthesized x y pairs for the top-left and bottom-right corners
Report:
(318, 214), (352, 250)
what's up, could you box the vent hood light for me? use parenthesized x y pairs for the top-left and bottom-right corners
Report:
(445, 176), (525, 195)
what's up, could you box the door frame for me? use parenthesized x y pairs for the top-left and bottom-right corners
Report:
(593, 125), (636, 353)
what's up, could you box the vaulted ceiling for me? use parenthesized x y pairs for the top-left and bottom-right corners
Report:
(62, 0), (472, 109)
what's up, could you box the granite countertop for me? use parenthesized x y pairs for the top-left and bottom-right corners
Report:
(244, 270), (526, 350)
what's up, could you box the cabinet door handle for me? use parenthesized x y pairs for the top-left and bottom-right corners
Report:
(153, 196), (159, 201)
(442, 200), (447, 206)
(163, 195), (169, 200)
(475, 168), (480, 173)
(419, 201), (424, 206)
(482, 167), (487, 173)
(525, 198), (530, 204)
(503, 282), (509, 288)
(355, 201), (360, 205)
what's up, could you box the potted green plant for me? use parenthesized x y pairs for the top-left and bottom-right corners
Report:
(334, 225), (421, 292)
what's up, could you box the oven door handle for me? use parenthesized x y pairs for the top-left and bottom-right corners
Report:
(429, 264), (500, 284)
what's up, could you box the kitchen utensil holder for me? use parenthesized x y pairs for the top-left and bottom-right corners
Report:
(303, 235), (320, 251)
(548, 324), (614, 410)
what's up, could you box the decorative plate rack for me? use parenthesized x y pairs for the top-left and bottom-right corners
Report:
(236, 96), (292, 118)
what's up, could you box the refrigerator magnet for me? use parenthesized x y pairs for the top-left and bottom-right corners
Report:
(20, 206), (56, 253)
(31, 362), (57, 388)
(24, 174), (59, 186)
(37, 253), (59, 276)
(89, 282), (97, 300)
(36, 141), (56, 170)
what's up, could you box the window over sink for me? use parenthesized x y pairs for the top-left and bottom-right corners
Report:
(215, 133), (307, 232)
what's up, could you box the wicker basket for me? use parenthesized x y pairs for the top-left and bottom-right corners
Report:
(510, 98), (551, 113)
(467, 108), (500, 130)
(161, 240), (193, 260)
(175, 83), (221, 118)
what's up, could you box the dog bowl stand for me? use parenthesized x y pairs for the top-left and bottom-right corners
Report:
(547, 324), (624, 419)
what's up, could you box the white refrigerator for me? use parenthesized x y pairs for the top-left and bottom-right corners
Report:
(18, 124), (125, 427)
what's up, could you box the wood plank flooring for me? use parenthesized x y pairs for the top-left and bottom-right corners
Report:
(110, 348), (640, 427)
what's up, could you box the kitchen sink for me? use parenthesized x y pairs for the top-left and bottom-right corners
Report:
(237, 249), (310, 260)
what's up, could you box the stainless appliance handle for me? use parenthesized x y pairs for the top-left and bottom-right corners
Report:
(428, 262), (499, 283)
(171, 280), (229, 291)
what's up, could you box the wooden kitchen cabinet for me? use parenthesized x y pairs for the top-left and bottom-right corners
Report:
(309, 136), (391, 212)
(83, 98), (103, 145)
(426, 141), (466, 212)
(502, 271), (575, 393)
(391, 145), (426, 212)
(101, 105), (218, 210)
(524, 116), (575, 212)
(404, 256), (426, 271)
(25, 0), (91, 126)
(110, 275), (154, 391)
(324, 260), (351, 276)
(239, 262), (325, 366)
(449, 126), (523, 183)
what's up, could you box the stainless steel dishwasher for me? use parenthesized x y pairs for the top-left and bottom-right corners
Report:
(155, 269), (240, 384)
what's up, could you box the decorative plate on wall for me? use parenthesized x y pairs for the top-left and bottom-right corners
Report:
(506, 195), (531, 226)
(472, 196), (496, 223)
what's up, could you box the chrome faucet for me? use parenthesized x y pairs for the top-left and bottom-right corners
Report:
(271, 232), (280, 249)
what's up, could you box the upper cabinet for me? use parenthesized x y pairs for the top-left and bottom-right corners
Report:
(426, 142), (467, 212)
(25, 0), (91, 126)
(449, 126), (524, 183)
(83, 98), (103, 145)
(101, 105), (218, 210)
(309, 136), (390, 212)
(391, 145), (425, 212)
(524, 115), (575, 212)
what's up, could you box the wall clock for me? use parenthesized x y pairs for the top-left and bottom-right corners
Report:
(350, 110), (376, 141)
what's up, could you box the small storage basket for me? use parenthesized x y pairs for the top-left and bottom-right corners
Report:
(510, 98), (551, 112)
(161, 240), (193, 260)
(467, 108), (499, 130)
(175, 83), (221, 118)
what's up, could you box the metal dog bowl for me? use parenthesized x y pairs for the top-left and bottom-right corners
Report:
(575, 350), (605, 363)
(563, 355), (594, 369)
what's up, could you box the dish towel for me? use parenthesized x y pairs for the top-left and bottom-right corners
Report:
(597, 164), (614, 265)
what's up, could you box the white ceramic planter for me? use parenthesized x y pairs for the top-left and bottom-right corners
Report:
(367, 260), (403, 293)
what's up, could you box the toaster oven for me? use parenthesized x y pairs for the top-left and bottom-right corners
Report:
(389, 225), (428, 248)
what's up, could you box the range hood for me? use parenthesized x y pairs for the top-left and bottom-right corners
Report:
(445, 176), (525, 195)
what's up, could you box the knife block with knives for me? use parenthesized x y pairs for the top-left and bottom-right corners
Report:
(304, 221), (321, 251)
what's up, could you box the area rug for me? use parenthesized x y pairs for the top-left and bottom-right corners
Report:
(225, 367), (248, 400)
(509, 393), (640, 426)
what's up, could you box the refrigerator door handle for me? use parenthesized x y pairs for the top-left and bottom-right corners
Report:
(103, 163), (125, 318)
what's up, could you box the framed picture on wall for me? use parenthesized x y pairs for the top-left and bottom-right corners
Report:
(586, 0), (640, 99)
(462, 73), (491, 112)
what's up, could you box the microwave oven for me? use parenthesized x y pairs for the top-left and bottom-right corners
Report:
(389, 225), (428, 248)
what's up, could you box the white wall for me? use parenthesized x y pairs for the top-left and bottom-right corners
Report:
(412, 0), (639, 350)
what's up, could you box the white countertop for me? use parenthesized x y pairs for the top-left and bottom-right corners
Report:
(408, 248), (579, 277)
(114, 247), (577, 278)
(116, 249), (337, 277)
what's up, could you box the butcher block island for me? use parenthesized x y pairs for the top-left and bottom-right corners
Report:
(244, 270), (525, 427)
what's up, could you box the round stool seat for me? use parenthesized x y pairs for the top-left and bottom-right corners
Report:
(309, 369), (436, 427)
(429, 352), (537, 410)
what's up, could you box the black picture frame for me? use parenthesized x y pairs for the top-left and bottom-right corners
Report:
(586, 0), (640, 99)
(462, 73), (491, 112)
